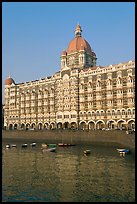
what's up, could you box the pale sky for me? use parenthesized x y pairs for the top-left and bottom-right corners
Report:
(2, 2), (135, 103)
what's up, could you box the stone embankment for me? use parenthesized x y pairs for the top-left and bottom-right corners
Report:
(2, 129), (135, 150)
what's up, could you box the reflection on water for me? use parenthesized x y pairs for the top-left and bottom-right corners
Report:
(2, 141), (135, 202)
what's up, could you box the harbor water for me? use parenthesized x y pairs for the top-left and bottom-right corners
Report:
(2, 140), (135, 202)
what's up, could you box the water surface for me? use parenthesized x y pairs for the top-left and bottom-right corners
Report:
(2, 140), (135, 202)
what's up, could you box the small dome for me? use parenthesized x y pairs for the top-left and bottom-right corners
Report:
(92, 51), (96, 56)
(61, 50), (67, 56)
(5, 76), (15, 85)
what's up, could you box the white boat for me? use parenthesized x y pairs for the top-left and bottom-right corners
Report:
(84, 150), (91, 155)
(30, 142), (36, 147)
(42, 147), (56, 152)
(6, 144), (10, 148)
(21, 143), (28, 147)
(117, 149), (130, 153)
(11, 144), (17, 148)
(117, 149), (130, 156)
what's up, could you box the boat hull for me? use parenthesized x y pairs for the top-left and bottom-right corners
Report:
(58, 143), (75, 147)
(84, 150), (91, 154)
(42, 147), (56, 152)
(21, 144), (28, 148)
(117, 149), (130, 153)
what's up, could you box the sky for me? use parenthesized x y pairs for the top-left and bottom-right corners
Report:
(2, 2), (135, 103)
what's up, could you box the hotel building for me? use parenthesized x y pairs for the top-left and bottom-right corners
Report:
(4, 24), (135, 130)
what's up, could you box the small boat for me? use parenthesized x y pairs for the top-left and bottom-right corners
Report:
(30, 142), (36, 147)
(42, 143), (48, 149)
(117, 149), (130, 156)
(11, 144), (17, 148)
(42, 147), (56, 152)
(117, 149), (130, 153)
(47, 144), (57, 148)
(58, 143), (75, 147)
(6, 144), (10, 149)
(84, 150), (91, 155)
(21, 143), (28, 148)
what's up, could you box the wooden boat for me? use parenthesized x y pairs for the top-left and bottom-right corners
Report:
(84, 150), (91, 155)
(30, 142), (36, 147)
(21, 143), (28, 148)
(58, 143), (75, 147)
(11, 144), (17, 148)
(42, 147), (56, 152)
(6, 144), (10, 149)
(42, 143), (48, 149)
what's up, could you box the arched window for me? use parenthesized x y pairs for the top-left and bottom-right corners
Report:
(92, 111), (95, 117)
(127, 109), (131, 115)
(101, 111), (104, 116)
(107, 110), (111, 116)
(117, 110), (121, 115)
(122, 110), (125, 115)
(88, 112), (91, 117)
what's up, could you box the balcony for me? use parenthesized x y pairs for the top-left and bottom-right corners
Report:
(38, 95), (42, 99)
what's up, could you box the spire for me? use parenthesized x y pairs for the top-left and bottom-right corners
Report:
(75, 24), (82, 37)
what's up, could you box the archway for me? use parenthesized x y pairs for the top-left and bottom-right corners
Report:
(38, 123), (43, 130)
(64, 122), (69, 129)
(96, 121), (105, 130)
(128, 119), (135, 130)
(21, 123), (25, 130)
(57, 122), (62, 129)
(26, 123), (30, 130)
(44, 123), (49, 130)
(14, 124), (18, 130)
(71, 122), (77, 129)
(31, 123), (35, 129)
(117, 120), (126, 130)
(107, 120), (116, 129)
(50, 123), (55, 130)
(9, 124), (13, 130)
(88, 121), (95, 130)
(79, 122), (86, 130)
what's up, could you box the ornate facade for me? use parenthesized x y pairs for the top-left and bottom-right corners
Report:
(4, 25), (135, 130)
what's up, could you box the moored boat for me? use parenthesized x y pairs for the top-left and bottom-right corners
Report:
(30, 142), (36, 147)
(21, 143), (28, 148)
(58, 143), (75, 147)
(6, 144), (10, 149)
(84, 150), (91, 155)
(47, 144), (57, 148)
(42, 147), (56, 152)
(11, 144), (17, 148)
(117, 149), (130, 156)
(42, 143), (48, 149)
(117, 149), (130, 153)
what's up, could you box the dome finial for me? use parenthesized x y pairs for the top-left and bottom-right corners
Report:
(75, 24), (82, 37)
(8, 72), (11, 78)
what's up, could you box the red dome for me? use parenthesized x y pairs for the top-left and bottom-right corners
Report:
(67, 36), (92, 55)
(5, 77), (15, 85)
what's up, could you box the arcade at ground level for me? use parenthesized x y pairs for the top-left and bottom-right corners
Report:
(5, 119), (135, 131)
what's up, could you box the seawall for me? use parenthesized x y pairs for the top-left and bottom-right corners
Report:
(2, 129), (135, 150)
